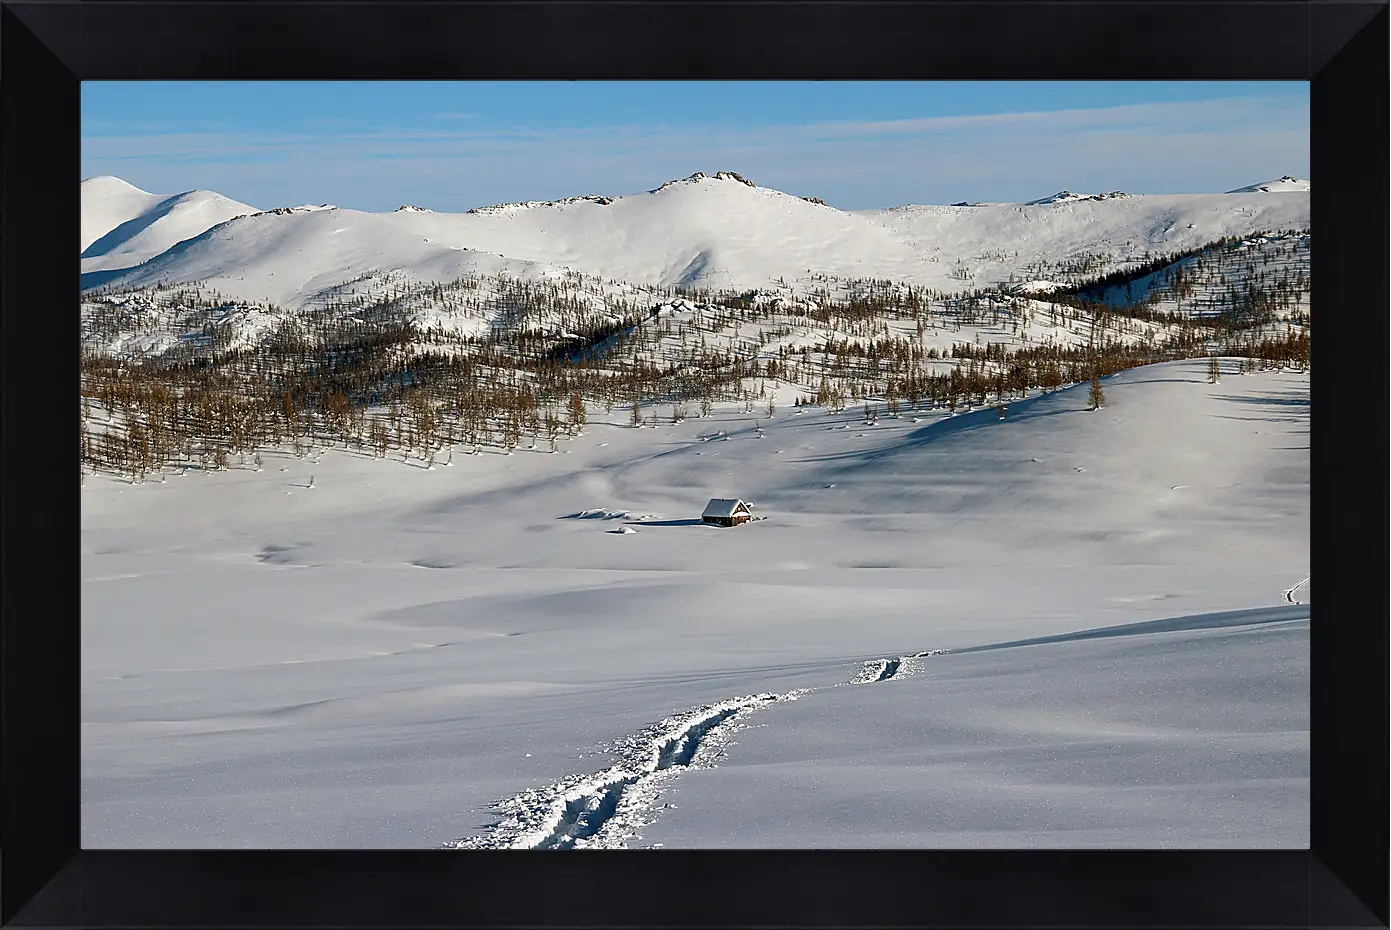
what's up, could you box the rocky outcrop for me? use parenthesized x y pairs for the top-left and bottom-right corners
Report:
(467, 194), (614, 215)
(654, 171), (757, 192)
(713, 170), (756, 187)
(256, 204), (338, 216)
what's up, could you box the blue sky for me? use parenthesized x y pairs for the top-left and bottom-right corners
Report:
(82, 82), (1308, 212)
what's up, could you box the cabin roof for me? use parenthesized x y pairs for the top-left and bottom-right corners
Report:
(702, 498), (748, 518)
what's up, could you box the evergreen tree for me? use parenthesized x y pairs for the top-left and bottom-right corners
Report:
(544, 412), (560, 452)
(567, 390), (587, 435)
(370, 421), (391, 458)
(1088, 374), (1106, 410)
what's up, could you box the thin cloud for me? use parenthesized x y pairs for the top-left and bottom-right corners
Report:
(799, 96), (1304, 139)
(82, 94), (1308, 211)
(85, 96), (1303, 160)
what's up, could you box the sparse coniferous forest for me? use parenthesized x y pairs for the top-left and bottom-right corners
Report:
(79, 230), (1310, 482)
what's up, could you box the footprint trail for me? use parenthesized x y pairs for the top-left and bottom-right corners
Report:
(446, 691), (806, 849)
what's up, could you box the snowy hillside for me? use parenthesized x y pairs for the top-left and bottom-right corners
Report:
(82, 176), (165, 251)
(1226, 175), (1310, 193)
(82, 172), (928, 303)
(857, 188), (1309, 289)
(81, 203), (572, 312)
(81, 172), (1310, 308)
(1079, 231), (1310, 327)
(82, 360), (1308, 848)
(81, 176), (259, 271)
(80, 263), (667, 360)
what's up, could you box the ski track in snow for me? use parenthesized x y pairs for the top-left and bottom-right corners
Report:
(850, 650), (959, 685)
(1283, 576), (1310, 604)
(448, 654), (923, 849)
(444, 604), (1304, 850)
(445, 691), (808, 849)
(852, 656), (909, 683)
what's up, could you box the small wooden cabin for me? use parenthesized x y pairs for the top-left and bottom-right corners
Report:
(702, 498), (752, 527)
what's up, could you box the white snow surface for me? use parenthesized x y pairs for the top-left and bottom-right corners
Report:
(82, 176), (165, 251)
(857, 192), (1308, 287)
(81, 176), (259, 271)
(1225, 176), (1311, 193)
(81, 173), (1310, 307)
(83, 360), (1308, 848)
(81, 204), (562, 310)
(1005, 280), (1068, 295)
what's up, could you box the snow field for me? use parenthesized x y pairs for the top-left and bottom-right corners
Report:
(82, 360), (1308, 847)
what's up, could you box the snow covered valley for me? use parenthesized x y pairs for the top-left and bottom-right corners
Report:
(82, 360), (1308, 849)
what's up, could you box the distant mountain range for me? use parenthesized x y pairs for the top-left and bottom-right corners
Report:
(81, 172), (1311, 309)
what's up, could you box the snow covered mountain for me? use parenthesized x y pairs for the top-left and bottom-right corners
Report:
(1225, 176), (1310, 193)
(856, 186), (1308, 284)
(80, 172), (1310, 311)
(82, 176), (164, 251)
(81, 176), (259, 272)
(1023, 190), (1131, 205)
(80, 202), (563, 311)
(81, 172), (929, 305)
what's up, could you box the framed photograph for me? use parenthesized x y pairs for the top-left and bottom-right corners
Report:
(4, 2), (1386, 927)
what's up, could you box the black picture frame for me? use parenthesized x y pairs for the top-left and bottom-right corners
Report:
(3, 2), (1386, 926)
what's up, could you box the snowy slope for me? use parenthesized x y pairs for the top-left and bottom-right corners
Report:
(1226, 176), (1310, 193)
(81, 176), (259, 271)
(82, 360), (1308, 848)
(81, 176), (165, 252)
(1082, 232), (1310, 322)
(857, 189), (1309, 288)
(81, 205), (563, 310)
(644, 608), (1306, 849)
(81, 173), (1311, 308)
(82, 173), (928, 304)
(392, 172), (929, 290)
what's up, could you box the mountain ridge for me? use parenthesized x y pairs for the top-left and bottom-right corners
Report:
(80, 173), (1311, 309)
